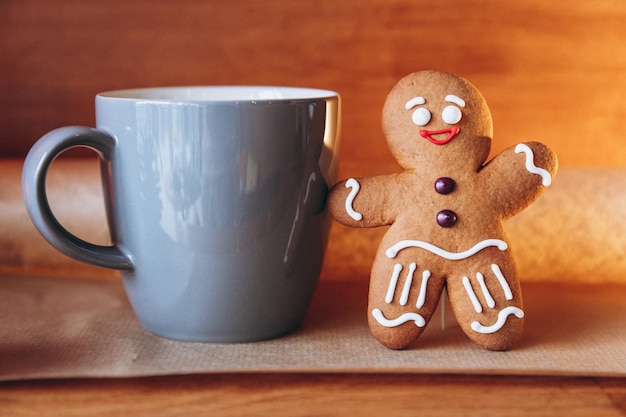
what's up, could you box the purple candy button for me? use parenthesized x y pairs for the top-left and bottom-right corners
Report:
(437, 210), (457, 227)
(434, 177), (456, 194)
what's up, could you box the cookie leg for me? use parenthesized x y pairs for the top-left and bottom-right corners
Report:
(367, 254), (444, 349)
(447, 254), (524, 351)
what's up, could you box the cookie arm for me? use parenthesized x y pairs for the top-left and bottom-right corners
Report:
(327, 175), (397, 228)
(482, 141), (558, 219)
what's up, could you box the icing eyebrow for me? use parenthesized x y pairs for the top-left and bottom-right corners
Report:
(445, 94), (465, 107)
(405, 96), (426, 110)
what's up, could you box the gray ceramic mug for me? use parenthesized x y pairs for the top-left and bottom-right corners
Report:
(22, 86), (340, 342)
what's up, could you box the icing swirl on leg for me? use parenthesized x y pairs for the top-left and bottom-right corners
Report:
(372, 308), (426, 328)
(514, 143), (552, 186)
(470, 306), (524, 334)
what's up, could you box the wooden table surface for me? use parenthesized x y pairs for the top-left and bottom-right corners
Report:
(1, 373), (625, 416)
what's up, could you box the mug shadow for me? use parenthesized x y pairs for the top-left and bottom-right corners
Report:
(298, 276), (369, 335)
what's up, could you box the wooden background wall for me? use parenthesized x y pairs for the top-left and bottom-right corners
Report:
(2, 0), (626, 169)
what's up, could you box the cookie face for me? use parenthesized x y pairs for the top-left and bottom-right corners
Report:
(328, 70), (558, 351)
(382, 71), (493, 172)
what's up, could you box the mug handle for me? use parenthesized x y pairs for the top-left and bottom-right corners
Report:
(22, 126), (134, 270)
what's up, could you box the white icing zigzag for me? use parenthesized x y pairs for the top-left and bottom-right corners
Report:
(515, 143), (552, 186)
(385, 239), (508, 260)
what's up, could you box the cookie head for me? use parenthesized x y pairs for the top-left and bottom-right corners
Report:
(382, 71), (494, 170)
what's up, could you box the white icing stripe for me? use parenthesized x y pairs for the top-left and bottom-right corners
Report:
(385, 239), (508, 260)
(399, 263), (416, 306)
(462, 276), (482, 313)
(491, 264), (513, 300)
(372, 308), (426, 328)
(476, 272), (495, 308)
(405, 96), (426, 110)
(445, 94), (465, 107)
(385, 264), (403, 304)
(514, 143), (552, 186)
(470, 306), (524, 334)
(416, 270), (431, 309)
(344, 178), (363, 221)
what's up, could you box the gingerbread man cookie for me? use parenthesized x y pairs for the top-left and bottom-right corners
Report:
(328, 71), (558, 351)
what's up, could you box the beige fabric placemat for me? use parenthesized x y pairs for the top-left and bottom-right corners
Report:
(2, 161), (625, 380)
(1, 274), (624, 381)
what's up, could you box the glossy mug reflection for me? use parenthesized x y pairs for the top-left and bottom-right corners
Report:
(22, 86), (340, 342)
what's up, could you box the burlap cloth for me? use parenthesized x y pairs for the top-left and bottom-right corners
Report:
(1, 160), (624, 381)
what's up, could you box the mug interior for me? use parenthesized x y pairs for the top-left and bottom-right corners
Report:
(98, 86), (338, 102)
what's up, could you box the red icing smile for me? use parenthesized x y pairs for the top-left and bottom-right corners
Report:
(419, 127), (460, 145)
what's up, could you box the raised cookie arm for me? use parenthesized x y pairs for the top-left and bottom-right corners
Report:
(327, 174), (399, 228)
(480, 141), (558, 220)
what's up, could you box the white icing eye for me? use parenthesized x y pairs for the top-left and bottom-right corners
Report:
(411, 107), (431, 126)
(442, 105), (462, 125)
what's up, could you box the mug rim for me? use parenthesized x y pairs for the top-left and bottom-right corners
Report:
(97, 86), (339, 102)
